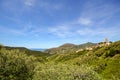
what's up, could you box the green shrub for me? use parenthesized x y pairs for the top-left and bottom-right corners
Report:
(33, 63), (102, 80)
(0, 49), (36, 80)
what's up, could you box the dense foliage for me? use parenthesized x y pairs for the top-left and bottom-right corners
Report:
(0, 40), (120, 80)
(33, 63), (102, 80)
(0, 48), (36, 80)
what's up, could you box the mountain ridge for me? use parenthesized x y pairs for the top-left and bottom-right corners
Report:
(44, 42), (96, 54)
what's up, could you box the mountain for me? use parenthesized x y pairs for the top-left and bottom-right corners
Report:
(59, 43), (76, 48)
(44, 42), (96, 54)
(44, 43), (76, 54)
(76, 42), (97, 49)
(5, 46), (29, 51)
(30, 48), (47, 51)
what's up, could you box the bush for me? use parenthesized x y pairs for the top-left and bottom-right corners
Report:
(33, 63), (102, 80)
(0, 45), (3, 49)
(0, 49), (35, 80)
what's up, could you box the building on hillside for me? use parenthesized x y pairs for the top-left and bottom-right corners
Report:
(105, 38), (110, 45)
(98, 38), (110, 47)
(84, 38), (111, 50)
(76, 38), (111, 52)
(85, 47), (93, 50)
(76, 49), (83, 53)
(105, 38), (108, 43)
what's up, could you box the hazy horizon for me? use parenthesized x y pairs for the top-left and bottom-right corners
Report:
(0, 0), (120, 48)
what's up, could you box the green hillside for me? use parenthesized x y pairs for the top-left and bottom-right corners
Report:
(47, 40), (120, 79)
(0, 41), (120, 80)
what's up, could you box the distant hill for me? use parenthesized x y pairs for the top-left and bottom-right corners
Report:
(44, 42), (96, 54)
(3, 46), (50, 58)
(30, 48), (47, 52)
(59, 43), (76, 48)
(76, 42), (97, 49)
(5, 46), (29, 51)
(44, 43), (76, 54)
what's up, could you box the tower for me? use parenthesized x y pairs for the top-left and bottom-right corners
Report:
(105, 38), (108, 43)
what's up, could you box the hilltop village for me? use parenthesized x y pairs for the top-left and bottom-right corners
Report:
(76, 38), (112, 53)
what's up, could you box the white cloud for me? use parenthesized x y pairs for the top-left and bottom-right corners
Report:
(3, 15), (22, 24)
(76, 27), (120, 37)
(77, 28), (93, 35)
(79, 0), (120, 26)
(38, 1), (63, 12)
(49, 25), (73, 37)
(24, 0), (35, 7)
(48, 24), (120, 38)
(78, 18), (92, 25)
(0, 23), (42, 37)
(23, 0), (63, 11)
(0, 26), (25, 35)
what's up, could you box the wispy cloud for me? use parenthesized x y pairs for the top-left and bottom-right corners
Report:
(38, 0), (63, 10)
(2, 15), (22, 24)
(78, 18), (92, 25)
(1, 0), (63, 16)
(77, 27), (120, 37)
(1, 0), (120, 39)
(0, 26), (25, 35)
(48, 24), (120, 38)
(23, 0), (63, 11)
(48, 25), (73, 37)
(0, 22), (43, 37)
(48, 10), (120, 38)
(79, 0), (120, 26)
(24, 0), (35, 7)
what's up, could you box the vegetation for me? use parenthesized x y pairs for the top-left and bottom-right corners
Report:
(0, 48), (35, 80)
(0, 40), (120, 80)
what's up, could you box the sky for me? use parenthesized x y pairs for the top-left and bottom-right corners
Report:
(0, 0), (120, 48)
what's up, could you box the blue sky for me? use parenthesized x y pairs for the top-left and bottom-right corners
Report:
(0, 0), (120, 48)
